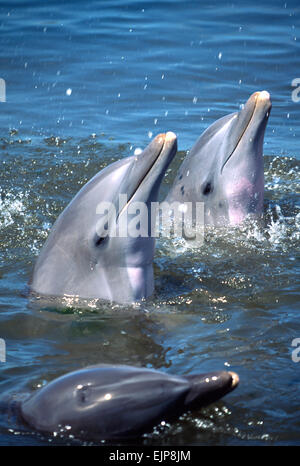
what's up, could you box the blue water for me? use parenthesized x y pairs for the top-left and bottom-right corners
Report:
(1, 0), (300, 153)
(0, 0), (299, 445)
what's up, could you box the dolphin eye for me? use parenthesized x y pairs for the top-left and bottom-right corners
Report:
(94, 233), (109, 247)
(202, 182), (213, 195)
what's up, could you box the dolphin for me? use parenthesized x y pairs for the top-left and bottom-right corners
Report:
(30, 132), (177, 304)
(165, 91), (272, 226)
(19, 364), (239, 439)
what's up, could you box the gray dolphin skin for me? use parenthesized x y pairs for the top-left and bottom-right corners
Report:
(166, 91), (272, 226)
(20, 364), (239, 439)
(30, 132), (177, 304)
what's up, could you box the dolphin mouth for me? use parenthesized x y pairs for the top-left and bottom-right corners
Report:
(118, 132), (177, 217)
(130, 132), (174, 200)
(221, 91), (271, 172)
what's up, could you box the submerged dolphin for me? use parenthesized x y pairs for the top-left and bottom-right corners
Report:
(20, 364), (239, 439)
(30, 133), (177, 303)
(166, 91), (272, 226)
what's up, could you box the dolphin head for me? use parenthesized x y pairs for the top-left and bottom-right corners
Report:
(218, 91), (271, 224)
(167, 91), (271, 225)
(30, 132), (177, 303)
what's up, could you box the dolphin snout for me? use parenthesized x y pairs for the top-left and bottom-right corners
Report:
(255, 90), (272, 111)
(154, 131), (177, 147)
(183, 369), (239, 410)
(247, 90), (271, 106)
(249, 90), (272, 115)
(154, 133), (166, 144)
(229, 371), (239, 389)
(165, 131), (177, 143)
(257, 90), (271, 102)
(235, 89), (272, 141)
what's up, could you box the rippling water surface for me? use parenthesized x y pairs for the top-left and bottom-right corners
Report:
(0, 0), (299, 446)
